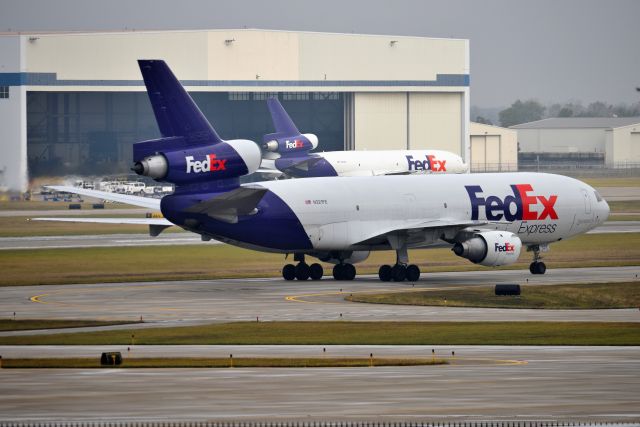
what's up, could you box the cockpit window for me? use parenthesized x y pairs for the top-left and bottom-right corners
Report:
(594, 191), (603, 202)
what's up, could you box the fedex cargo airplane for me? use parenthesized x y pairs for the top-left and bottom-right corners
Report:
(42, 60), (609, 282)
(260, 97), (468, 177)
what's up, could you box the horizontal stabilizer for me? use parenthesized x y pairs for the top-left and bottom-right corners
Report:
(46, 186), (161, 210)
(31, 217), (172, 226)
(31, 216), (174, 237)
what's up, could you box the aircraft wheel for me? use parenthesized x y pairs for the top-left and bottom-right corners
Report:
(343, 263), (356, 281)
(378, 265), (392, 282)
(537, 262), (547, 274)
(295, 263), (310, 280)
(406, 264), (420, 282)
(530, 261), (547, 275)
(332, 264), (345, 281)
(391, 264), (407, 282)
(282, 264), (296, 281)
(309, 263), (323, 280)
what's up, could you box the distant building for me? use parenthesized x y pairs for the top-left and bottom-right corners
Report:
(511, 117), (640, 168)
(0, 29), (470, 191)
(469, 122), (517, 172)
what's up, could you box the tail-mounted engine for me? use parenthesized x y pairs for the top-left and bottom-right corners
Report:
(132, 138), (261, 185)
(262, 133), (318, 154)
(452, 230), (522, 267)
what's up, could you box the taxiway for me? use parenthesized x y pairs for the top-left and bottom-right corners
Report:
(0, 346), (638, 423)
(0, 267), (638, 337)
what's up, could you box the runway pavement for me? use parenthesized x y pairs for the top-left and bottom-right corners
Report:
(1, 267), (638, 337)
(0, 221), (638, 250)
(0, 346), (638, 422)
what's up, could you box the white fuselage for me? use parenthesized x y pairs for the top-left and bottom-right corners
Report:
(257, 172), (608, 251)
(319, 149), (468, 176)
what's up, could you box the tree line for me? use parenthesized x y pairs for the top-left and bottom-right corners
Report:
(474, 100), (640, 128)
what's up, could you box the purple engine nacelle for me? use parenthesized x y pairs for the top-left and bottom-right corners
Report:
(132, 137), (261, 185)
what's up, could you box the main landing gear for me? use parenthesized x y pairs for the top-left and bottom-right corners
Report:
(282, 254), (323, 281)
(528, 245), (547, 275)
(378, 245), (421, 282)
(332, 263), (356, 281)
(281, 253), (358, 281)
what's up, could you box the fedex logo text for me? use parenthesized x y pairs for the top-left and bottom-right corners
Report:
(466, 184), (558, 221)
(495, 242), (515, 252)
(285, 140), (304, 150)
(406, 155), (447, 172)
(185, 154), (227, 173)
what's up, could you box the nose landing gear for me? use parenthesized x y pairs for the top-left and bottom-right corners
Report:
(528, 245), (547, 275)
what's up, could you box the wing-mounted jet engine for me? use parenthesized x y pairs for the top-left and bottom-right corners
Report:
(452, 230), (522, 267)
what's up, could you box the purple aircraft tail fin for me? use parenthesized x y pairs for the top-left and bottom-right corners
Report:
(138, 60), (222, 145)
(266, 97), (300, 136)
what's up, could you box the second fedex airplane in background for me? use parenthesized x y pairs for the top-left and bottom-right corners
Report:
(260, 97), (468, 178)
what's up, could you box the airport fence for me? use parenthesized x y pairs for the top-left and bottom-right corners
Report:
(1, 421), (639, 427)
(471, 162), (640, 177)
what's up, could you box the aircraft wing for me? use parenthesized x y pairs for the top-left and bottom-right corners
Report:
(280, 157), (324, 173)
(183, 185), (268, 224)
(353, 219), (488, 247)
(46, 185), (161, 210)
(255, 168), (283, 175)
(31, 216), (175, 237)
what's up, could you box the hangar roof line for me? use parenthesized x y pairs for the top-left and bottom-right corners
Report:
(511, 117), (640, 129)
(0, 28), (468, 42)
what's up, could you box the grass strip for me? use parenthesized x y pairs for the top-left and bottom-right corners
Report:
(1, 321), (638, 346)
(607, 200), (640, 213)
(0, 357), (447, 369)
(608, 214), (640, 221)
(1, 233), (639, 287)
(0, 319), (141, 332)
(346, 282), (640, 309)
(581, 177), (640, 187)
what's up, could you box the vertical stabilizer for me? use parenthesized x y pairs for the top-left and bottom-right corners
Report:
(138, 60), (222, 145)
(267, 97), (300, 136)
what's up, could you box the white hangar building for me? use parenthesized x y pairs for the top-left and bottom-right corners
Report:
(0, 29), (470, 191)
(512, 117), (640, 168)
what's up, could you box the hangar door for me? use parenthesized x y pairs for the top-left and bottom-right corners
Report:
(352, 92), (462, 154)
(353, 93), (407, 150)
(408, 93), (461, 153)
(470, 134), (502, 172)
(631, 132), (640, 162)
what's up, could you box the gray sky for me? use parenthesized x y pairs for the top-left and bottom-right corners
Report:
(2, 0), (639, 108)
